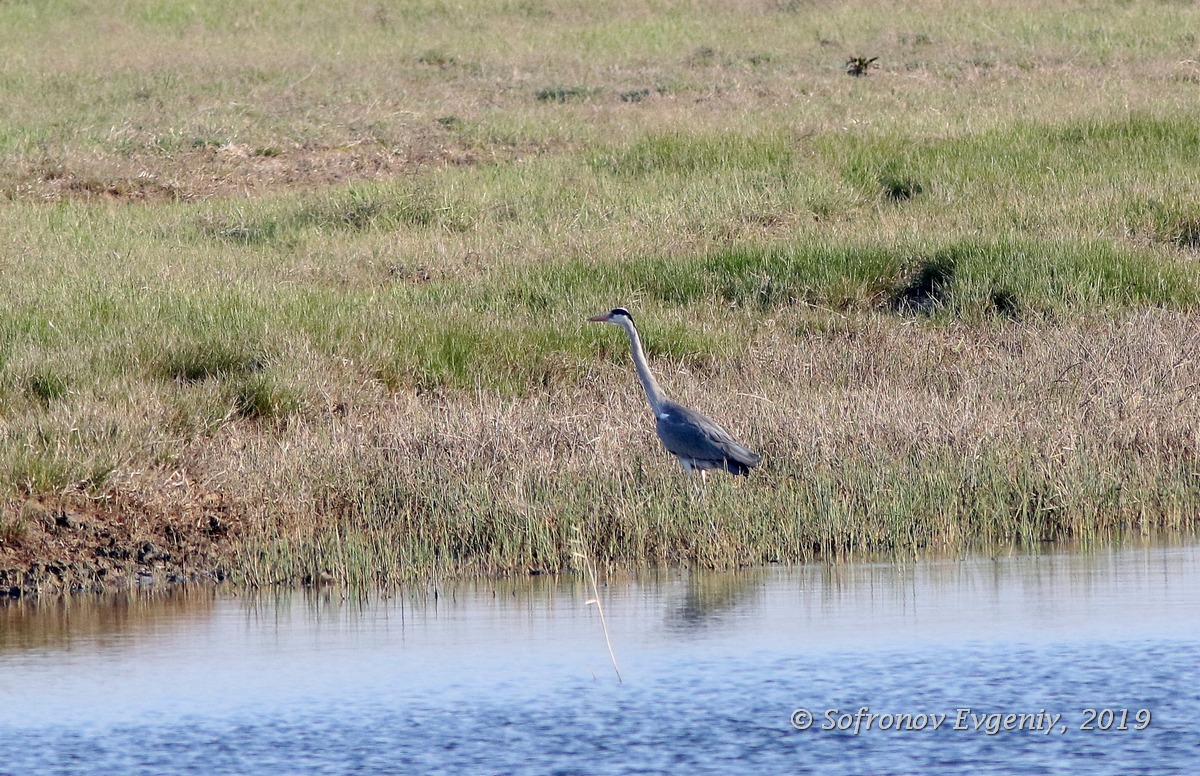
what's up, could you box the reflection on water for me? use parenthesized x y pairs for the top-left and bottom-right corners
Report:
(0, 586), (220, 653)
(2, 542), (1199, 774)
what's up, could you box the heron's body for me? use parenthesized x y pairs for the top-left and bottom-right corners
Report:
(588, 308), (762, 481)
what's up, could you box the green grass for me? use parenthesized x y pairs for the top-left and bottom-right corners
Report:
(2, 0), (1200, 591)
(589, 131), (795, 178)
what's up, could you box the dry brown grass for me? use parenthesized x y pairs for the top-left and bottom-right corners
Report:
(89, 310), (1199, 583)
(4, 306), (1197, 593)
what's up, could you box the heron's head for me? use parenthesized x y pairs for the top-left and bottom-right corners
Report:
(587, 307), (635, 326)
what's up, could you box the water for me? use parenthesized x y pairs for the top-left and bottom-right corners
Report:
(2, 543), (1199, 775)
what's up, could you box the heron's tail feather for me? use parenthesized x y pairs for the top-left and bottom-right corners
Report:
(723, 444), (762, 476)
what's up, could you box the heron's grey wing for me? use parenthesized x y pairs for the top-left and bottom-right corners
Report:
(655, 402), (762, 467)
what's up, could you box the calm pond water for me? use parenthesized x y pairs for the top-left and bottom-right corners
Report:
(2, 543), (1199, 775)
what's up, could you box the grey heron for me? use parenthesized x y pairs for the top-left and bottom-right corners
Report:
(587, 307), (762, 483)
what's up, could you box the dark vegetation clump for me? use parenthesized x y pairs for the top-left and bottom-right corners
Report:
(989, 289), (1021, 319)
(535, 85), (595, 103)
(417, 50), (457, 67)
(1172, 222), (1200, 251)
(157, 342), (266, 383)
(688, 46), (718, 66)
(846, 55), (879, 76)
(893, 254), (956, 313)
(24, 371), (69, 406)
(879, 170), (923, 201)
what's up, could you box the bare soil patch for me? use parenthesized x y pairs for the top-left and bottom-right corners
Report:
(7, 132), (486, 204)
(0, 483), (240, 598)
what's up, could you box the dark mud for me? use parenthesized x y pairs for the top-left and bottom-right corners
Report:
(0, 494), (239, 599)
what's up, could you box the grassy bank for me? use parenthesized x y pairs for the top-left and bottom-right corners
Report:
(2, 0), (1199, 593)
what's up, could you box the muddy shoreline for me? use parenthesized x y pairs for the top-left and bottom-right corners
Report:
(0, 495), (238, 599)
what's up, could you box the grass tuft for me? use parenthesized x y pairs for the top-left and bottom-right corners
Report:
(846, 55), (880, 76)
(23, 370), (69, 406)
(155, 341), (266, 383)
(230, 373), (301, 421)
(879, 168), (924, 202)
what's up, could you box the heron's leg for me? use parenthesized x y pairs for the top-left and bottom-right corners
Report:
(680, 459), (704, 498)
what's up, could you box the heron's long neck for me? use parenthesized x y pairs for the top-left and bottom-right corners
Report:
(620, 319), (667, 415)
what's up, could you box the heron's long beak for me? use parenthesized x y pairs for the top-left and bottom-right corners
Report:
(586, 312), (611, 323)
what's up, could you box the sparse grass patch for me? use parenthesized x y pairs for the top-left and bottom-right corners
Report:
(417, 49), (457, 68)
(298, 183), (470, 232)
(162, 384), (240, 438)
(198, 183), (472, 245)
(0, 509), (30, 547)
(1126, 197), (1200, 251)
(840, 141), (926, 203)
(200, 215), (282, 246)
(3, 455), (76, 495)
(1, 427), (120, 495)
(590, 131), (794, 178)
(687, 45), (718, 67)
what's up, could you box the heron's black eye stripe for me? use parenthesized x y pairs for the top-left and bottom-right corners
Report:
(611, 307), (633, 322)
